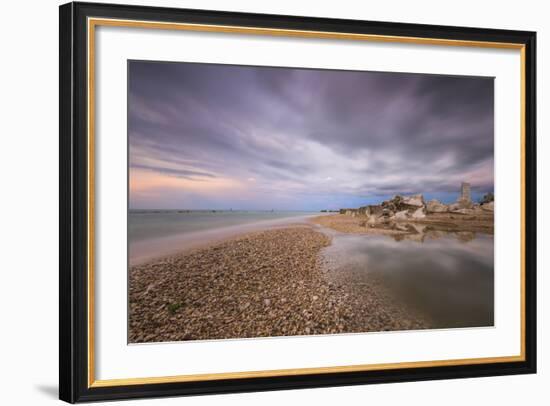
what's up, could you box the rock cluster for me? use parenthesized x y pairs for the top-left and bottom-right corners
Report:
(341, 194), (428, 224)
(340, 184), (494, 223)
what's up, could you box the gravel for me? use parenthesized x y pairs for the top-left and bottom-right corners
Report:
(129, 226), (428, 343)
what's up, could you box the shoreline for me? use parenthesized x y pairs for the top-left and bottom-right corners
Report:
(129, 213), (325, 266)
(130, 208), (493, 267)
(310, 212), (494, 237)
(129, 225), (429, 343)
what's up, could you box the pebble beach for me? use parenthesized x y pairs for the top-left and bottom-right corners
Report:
(129, 225), (428, 343)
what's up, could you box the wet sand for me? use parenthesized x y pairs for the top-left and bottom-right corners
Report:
(129, 226), (428, 343)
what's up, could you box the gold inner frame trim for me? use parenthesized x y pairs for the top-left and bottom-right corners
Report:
(87, 17), (527, 388)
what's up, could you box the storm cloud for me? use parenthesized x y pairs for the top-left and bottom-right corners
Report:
(128, 61), (494, 210)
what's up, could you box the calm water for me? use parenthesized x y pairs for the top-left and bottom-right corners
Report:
(320, 227), (494, 328)
(129, 210), (319, 242)
(129, 210), (320, 264)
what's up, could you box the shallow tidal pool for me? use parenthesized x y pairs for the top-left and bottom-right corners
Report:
(319, 227), (494, 329)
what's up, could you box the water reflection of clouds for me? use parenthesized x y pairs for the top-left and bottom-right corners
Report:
(322, 232), (494, 328)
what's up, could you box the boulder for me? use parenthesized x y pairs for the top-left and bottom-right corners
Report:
(357, 206), (369, 216)
(383, 195), (401, 205)
(366, 205), (384, 217)
(382, 202), (397, 212)
(411, 207), (426, 219)
(402, 194), (425, 208)
(426, 199), (448, 213)
(381, 196), (401, 212)
(394, 210), (409, 220)
(448, 203), (461, 212)
(481, 201), (494, 212)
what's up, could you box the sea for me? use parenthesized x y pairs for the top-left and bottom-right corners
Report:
(128, 210), (322, 265)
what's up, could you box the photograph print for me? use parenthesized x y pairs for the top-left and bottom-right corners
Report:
(128, 60), (495, 344)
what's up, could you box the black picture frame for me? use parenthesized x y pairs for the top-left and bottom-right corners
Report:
(59, 1), (537, 403)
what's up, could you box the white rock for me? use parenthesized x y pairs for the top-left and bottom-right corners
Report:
(394, 210), (409, 220)
(426, 199), (448, 213)
(402, 194), (425, 207)
(411, 207), (426, 219)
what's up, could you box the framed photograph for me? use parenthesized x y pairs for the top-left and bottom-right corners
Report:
(59, 2), (537, 403)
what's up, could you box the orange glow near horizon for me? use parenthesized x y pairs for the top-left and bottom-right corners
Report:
(130, 168), (246, 196)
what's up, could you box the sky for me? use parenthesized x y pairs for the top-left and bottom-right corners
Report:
(128, 61), (494, 211)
